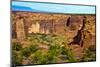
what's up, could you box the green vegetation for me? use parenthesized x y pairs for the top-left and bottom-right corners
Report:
(12, 49), (23, 65)
(80, 45), (96, 62)
(12, 33), (96, 65)
(12, 42), (22, 51)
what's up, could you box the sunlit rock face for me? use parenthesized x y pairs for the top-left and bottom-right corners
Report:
(28, 22), (40, 33)
(82, 15), (96, 48)
(12, 11), (96, 47)
(16, 18), (26, 42)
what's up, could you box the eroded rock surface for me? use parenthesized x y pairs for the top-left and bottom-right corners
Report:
(12, 11), (96, 64)
(12, 11), (96, 50)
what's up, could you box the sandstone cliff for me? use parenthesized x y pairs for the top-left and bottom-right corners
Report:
(12, 11), (96, 48)
(12, 11), (96, 65)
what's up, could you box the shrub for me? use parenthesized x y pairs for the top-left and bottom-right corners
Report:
(31, 50), (47, 64)
(12, 50), (23, 65)
(31, 50), (58, 64)
(12, 42), (22, 51)
(29, 45), (38, 53)
(21, 47), (31, 57)
(60, 46), (76, 62)
(80, 45), (96, 62)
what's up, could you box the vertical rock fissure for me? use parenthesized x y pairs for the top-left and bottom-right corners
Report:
(69, 16), (87, 47)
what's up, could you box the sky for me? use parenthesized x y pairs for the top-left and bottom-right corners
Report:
(12, 1), (96, 14)
(13, 0), (95, 3)
(14, 0), (96, 5)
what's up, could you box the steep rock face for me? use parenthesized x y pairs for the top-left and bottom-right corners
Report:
(16, 18), (26, 42)
(69, 15), (96, 47)
(12, 11), (70, 38)
(82, 16), (96, 48)
(12, 11), (96, 48)
(65, 15), (83, 44)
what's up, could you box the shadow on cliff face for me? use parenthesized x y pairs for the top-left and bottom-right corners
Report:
(69, 15), (95, 48)
(12, 12), (96, 47)
(65, 16), (84, 44)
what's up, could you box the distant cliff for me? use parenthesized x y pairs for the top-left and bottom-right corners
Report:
(12, 11), (96, 48)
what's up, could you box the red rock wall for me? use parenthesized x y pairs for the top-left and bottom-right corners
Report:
(12, 11), (96, 47)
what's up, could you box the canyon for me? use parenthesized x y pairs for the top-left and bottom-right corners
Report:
(12, 11), (96, 48)
(12, 11), (96, 65)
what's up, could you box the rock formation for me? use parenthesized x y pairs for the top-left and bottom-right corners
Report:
(12, 11), (96, 48)
(16, 18), (26, 42)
